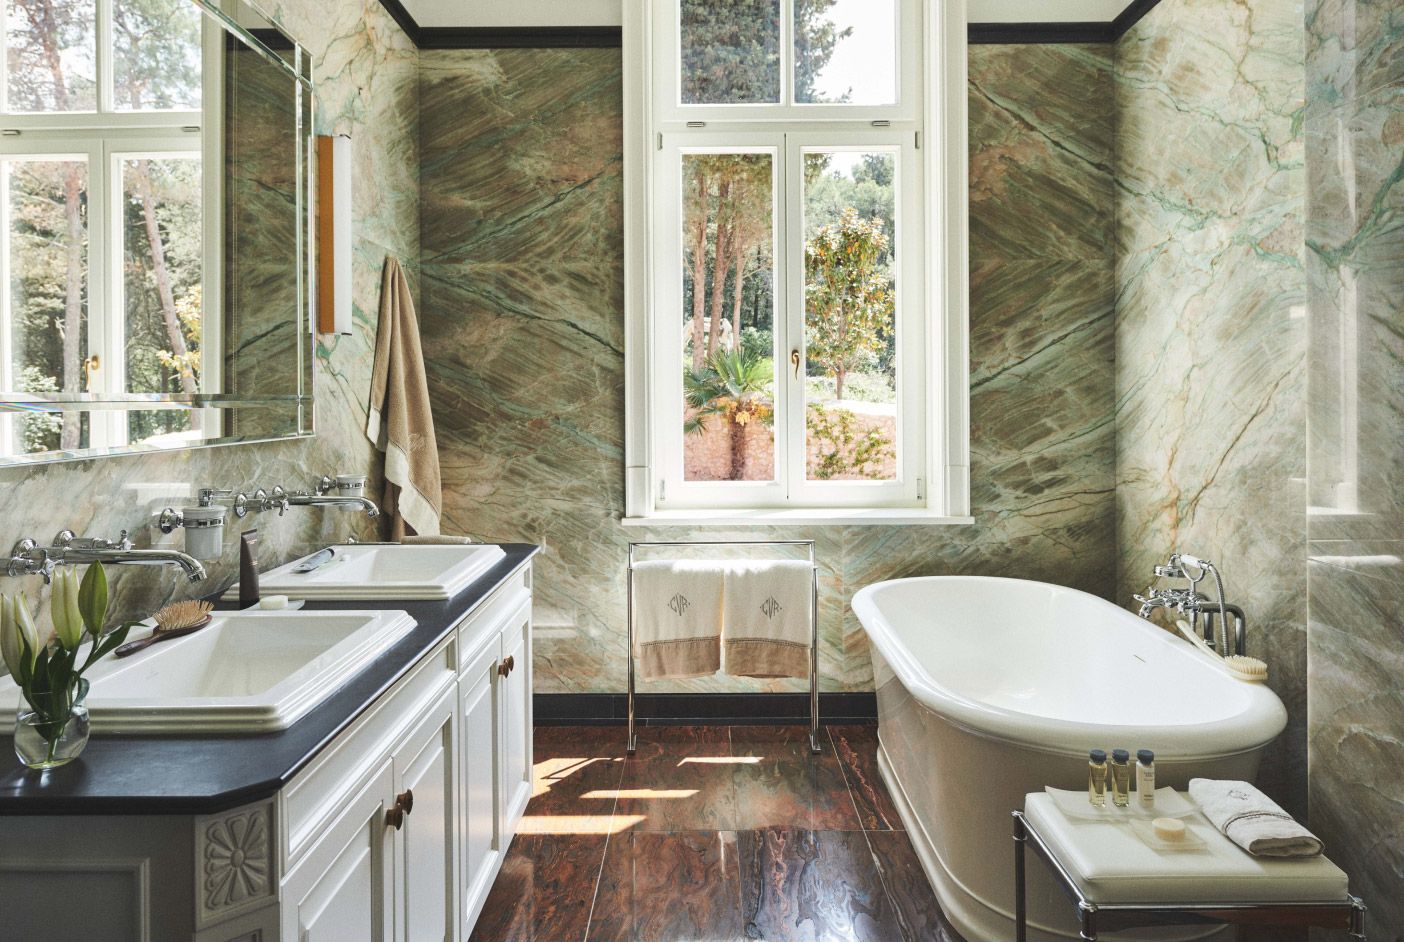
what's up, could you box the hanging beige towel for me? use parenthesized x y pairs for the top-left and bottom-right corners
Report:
(367, 257), (441, 539)
(633, 560), (724, 680)
(723, 560), (813, 679)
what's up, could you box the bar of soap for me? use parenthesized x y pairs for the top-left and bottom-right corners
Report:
(1152, 817), (1186, 841)
(259, 595), (290, 610)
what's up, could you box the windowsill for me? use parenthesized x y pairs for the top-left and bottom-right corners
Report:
(621, 508), (975, 527)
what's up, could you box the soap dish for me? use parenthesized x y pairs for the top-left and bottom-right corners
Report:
(1128, 816), (1209, 852)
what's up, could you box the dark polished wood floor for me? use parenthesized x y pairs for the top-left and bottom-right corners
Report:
(469, 724), (963, 942)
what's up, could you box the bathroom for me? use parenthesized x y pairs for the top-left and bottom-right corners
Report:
(0, 0), (1398, 938)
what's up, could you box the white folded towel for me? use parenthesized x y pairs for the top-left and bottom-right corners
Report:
(1189, 779), (1324, 858)
(632, 561), (724, 681)
(722, 560), (813, 679)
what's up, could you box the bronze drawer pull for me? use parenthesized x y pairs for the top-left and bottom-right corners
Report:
(386, 788), (414, 829)
(498, 655), (515, 677)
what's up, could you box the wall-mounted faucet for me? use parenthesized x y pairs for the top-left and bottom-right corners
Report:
(6, 530), (207, 584)
(276, 476), (380, 518)
(1134, 552), (1246, 656)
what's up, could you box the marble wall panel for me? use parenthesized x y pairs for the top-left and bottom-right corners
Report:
(1305, 4), (1403, 931)
(1113, 0), (1309, 815)
(419, 44), (1117, 694)
(0, 0), (418, 626)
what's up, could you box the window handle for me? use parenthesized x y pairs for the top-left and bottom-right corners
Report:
(790, 350), (801, 379)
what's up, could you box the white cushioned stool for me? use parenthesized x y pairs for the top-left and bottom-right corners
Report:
(1014, 793), (1366, 940)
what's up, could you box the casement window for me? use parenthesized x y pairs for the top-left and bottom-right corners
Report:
(0, 0), (220, 458)
(623, 0), (970, 524)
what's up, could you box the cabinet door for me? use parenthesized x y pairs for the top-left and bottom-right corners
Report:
(498, 601), (533, 832)
(283, 759), (395, 942)
(392, 684), (459, 942)
(459, 633), (502, 931)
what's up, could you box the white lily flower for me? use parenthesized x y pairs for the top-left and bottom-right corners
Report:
(0, 594), (21, 680)
(52, 569), (84, 651)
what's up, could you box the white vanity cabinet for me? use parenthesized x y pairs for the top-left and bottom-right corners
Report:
(0, 561), (534, 942)
(280, 567), (533, 942)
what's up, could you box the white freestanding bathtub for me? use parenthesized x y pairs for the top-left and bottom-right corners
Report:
(851, 577), (1287, 942)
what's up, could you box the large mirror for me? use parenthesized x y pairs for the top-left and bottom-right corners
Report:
(0, 0), (314, 465)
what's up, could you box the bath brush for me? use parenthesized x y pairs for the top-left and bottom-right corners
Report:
(1175, 620), (1269, 683)
(114, 599), (214, 658)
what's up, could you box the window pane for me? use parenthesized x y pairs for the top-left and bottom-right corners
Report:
(803, 151), (897, 481)
(113, 0), (202, 111)
(6, 158), (89, 454)
(795, 0), (896, 105)
(5, 0), (97, 113)
(121, 155), (202, 431)
(681, 152), (776, 482)
(679, 0), (780, 105)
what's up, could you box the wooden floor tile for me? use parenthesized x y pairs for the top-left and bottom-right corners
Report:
(468, 833), (606, 942)
(829, 726), (904, 831)
(738, 828), (903, 942)
(587, 831), (745, 941)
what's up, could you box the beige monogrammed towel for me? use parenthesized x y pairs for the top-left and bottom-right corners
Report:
(633, 560), (724, 681)
(723, 560), (813, 679)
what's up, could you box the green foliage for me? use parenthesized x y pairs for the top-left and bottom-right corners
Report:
(679, 0), (780, 104)
(805, 370), (893, 404)
(740, 326), (774, 361)
(684, 349), (775, 435)
(806, 403), (893, 480)
(794, 0), (853, 103)
(804, 207), (894, 400)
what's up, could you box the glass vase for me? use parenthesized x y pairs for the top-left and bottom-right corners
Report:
(14, 680), (90, 770)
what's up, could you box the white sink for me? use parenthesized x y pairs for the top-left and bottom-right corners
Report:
(2, 610), (416, 733)
(228, 543), (507, 602)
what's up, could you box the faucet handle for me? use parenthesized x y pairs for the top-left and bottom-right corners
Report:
(270, 485), (290, 516)
(198, 488), (234, 507)
(1153, 562), (1186, 579)
(315, 475), (335, 496)
(6, 538), (54, 582)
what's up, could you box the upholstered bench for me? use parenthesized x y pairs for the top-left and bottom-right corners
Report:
(1014, 793), (1366, 941)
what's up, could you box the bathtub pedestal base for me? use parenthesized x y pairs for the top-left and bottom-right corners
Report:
(1012, 811), (1368, 942)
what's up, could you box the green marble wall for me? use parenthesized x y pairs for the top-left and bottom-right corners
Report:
(418, 44), (1117, 694)
(0, 0), (418, 624)
(1113, 0), (1308, 816)
(1304, 0), (1404, 933)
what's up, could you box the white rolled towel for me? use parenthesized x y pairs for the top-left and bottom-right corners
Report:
(1188, 779), (1324, 858)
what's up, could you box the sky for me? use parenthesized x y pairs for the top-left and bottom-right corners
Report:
(806, 0), (896, 105)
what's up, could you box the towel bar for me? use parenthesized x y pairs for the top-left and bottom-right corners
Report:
(626, 540), (821, 755)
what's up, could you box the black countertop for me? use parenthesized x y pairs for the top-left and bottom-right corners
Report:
(0, 543), (539, 817)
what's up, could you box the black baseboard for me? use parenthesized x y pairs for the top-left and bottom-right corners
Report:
(535, 692), (877, 726)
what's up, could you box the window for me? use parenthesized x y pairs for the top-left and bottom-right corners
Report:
(623, 0), (969, 522)
(0, 0), (216, 458)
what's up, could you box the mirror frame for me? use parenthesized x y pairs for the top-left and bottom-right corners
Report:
(0, 0), (317, 466)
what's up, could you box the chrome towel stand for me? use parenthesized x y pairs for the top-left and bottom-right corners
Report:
(627, 540), (821, 755)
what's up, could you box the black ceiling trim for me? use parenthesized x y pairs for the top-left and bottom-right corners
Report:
(376, 0), (423, 45)
(378, 0), (1164, 50)
(967, 21), (1115, 44)
(968, 0), (1163, 45)
(418, 26), (623, 49)
(1109, 0), (1164, 40)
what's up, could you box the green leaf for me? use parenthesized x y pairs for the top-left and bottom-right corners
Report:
(78, 561), (109, 638)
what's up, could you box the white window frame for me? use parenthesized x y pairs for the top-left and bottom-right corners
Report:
(622, 0), (971, 525)
(0, 2), (221, 456)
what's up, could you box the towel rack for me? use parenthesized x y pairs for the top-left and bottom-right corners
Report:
(626, 540), (821, 755)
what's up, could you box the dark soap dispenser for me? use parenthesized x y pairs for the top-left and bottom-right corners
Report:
(239, 528), (260, 609)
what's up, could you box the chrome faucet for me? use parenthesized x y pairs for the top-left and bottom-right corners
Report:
(7, 530), (207, 584)
(276, 477), (380, 518)
(196, 487), (289, 519)
(1134, 552), (1245, 656)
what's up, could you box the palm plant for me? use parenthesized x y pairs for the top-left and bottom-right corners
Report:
(684, 349), (774, 480)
